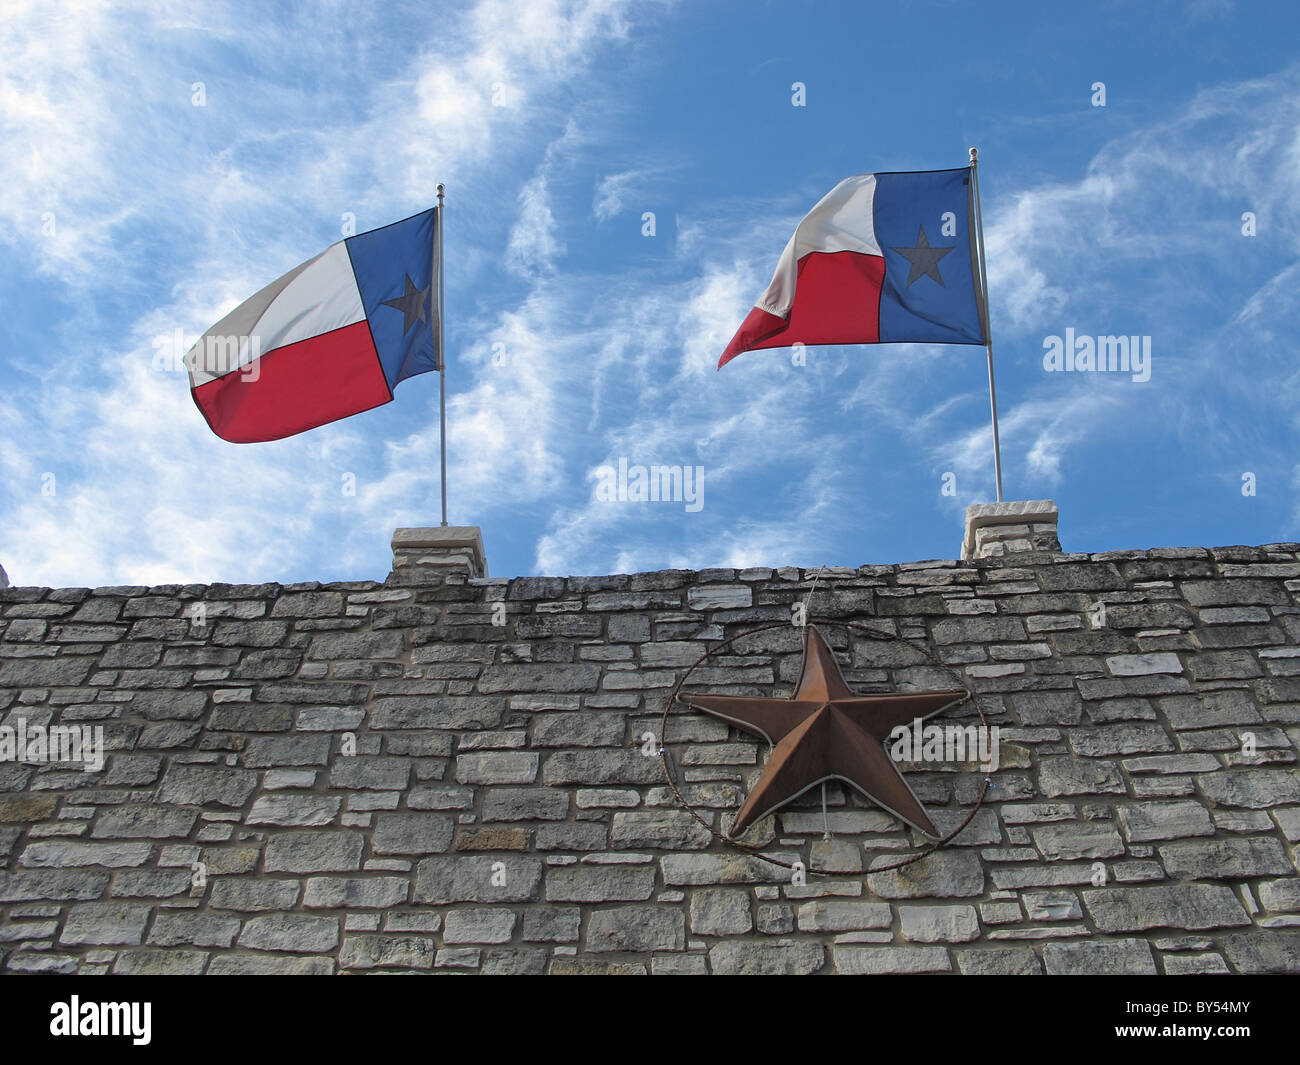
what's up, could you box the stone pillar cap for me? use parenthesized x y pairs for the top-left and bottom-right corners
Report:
(390, 526), (488, 579)
(962, 499), (1059, 560)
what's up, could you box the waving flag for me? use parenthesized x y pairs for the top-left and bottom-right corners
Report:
(187, 208), (439, 442)
(719, 168), (987, 368)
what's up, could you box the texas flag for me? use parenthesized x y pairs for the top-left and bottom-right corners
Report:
(719, 168), (986, 368)
(187, 208), (439, 442)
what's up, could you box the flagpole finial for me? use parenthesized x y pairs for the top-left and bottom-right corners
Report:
(969, 146), (978, 164)
(437, 183), (445, 207)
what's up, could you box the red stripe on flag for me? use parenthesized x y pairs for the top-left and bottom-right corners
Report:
(719, 250), (885, 367)
(192, 321), (392, 443)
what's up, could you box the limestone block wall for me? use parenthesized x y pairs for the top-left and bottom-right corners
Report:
(1, 543), (1299, 975)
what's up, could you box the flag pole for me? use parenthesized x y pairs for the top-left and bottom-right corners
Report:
(436, 183), (448, 527)
(968, 147), (1004, 503)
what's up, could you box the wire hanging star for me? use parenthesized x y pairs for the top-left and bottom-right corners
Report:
(680, 626), (966, 838)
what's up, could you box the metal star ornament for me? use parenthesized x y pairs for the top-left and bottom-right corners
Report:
(890, 225), (955, 287)
(681, 626), (966, 838)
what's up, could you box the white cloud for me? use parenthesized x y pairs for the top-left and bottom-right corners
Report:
(592, 166), (671, 222)
(506, 177), (564, 276)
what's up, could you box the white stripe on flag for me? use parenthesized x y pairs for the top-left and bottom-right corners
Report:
(187, 241), (366, 386)
(755, 173), (881, 318)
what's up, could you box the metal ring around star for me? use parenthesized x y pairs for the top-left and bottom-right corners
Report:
(658, 618), (993, 878)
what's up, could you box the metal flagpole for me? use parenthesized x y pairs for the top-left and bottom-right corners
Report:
(436, 184), (448, 526)
(968, 147), (1004, 503)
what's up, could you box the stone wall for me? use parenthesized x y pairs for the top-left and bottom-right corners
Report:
(1, 540), (1299, 975)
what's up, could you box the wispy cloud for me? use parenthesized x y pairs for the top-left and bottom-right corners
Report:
(592, 165), (675, 223)
(932, 64), (1300, 516)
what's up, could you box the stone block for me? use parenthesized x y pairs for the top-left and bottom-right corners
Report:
(587, 905), (684, 952)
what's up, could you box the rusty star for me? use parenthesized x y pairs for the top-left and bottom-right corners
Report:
(680, 626), (966, 838)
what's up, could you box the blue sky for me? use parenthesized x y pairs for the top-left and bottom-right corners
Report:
(3, 0), (1300, 587)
